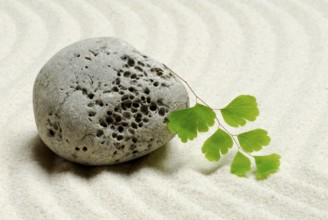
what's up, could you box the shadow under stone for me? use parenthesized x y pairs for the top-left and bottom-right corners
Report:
(30, 134), (172, 179)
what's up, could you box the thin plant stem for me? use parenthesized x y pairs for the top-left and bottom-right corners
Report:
(163, 64), (214, 108)
(165, 63), (254, 159)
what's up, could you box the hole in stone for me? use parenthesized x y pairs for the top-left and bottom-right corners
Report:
(136, 112), (142, 118)
(146, 97), (151, 103)
(157, 99), (164, 106)
(149, 102), (157, 111)
(112, 133), (117, 138)
(129, 128), (135, 134)
(117, 135), (123, 141)
(121, 100), (132, 110)
(107, 111), (112, 115)
(75, 147), (80, 151)
(99, 119), (107, 127)
(157, 72), (163, 76)
(132, 102), (139, 108)
(163, 117), (168, 123)
(48, 129), (55, 137)
(113, 114), (122, 122)
(132, 150), (138, 154)
(121, 94), (129, 101)
(89, 50), (98, 56)
(85, 57), (91, 61)
(85, 66), (89, 69)
(96, 100), (104, 106)
(122, 121), (129, 126)
(138, 122), (143, 127)
(89, 111), (96, 117)
(131, 108), (138, 113)
(121, 55), (128, 60)
(129, 95), (134, 100)
(135, 117), (142, 123)
(83, 147), (88, 151)
(144, 88), (150, 94)
(112, 86), (119, 92)
(106, 116), (114, 124)
(130, 74), (137, 79)
(82, 88), (88, 95)
(88, 93), (95, 99)
(113, 151), (117, 155)
(118, 126), (124, 133)
(135, 66), (143, 72)
(96, 130), (104, 137)
(115, 143), (125, 150)
(132, 137), (137, 143)
(124, 71), (131, 77)
(87, 102), (94, 107)
(153, 82), (159, 87)
(143, 117), (149, 123)
(131, 122), (138, 129)
(137, 61), (145, 66)
(114, 107), (119, 112)
(140, 105), (149, 114)
(141, 96), (145, 101)
(128, 87), (135, 92)
(158, 107), (166, 116)
(128, 58), (135, 67)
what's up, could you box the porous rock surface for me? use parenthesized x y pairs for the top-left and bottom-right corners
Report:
(33, 37), (189, 165)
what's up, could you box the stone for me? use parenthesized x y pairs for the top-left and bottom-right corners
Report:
(33, 37), (189, 165)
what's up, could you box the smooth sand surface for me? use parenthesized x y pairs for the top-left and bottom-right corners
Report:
(0, 0), (327, 219)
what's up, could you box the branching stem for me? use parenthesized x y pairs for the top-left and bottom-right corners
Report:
(166, 63), (254, 159)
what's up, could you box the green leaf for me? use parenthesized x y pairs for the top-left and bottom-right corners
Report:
(202, 129), (233, 161)
(220, 95), (259, 127)
(230, 152), (251, 177)
(254, 154), (281, 180)
(167, 103), (216, 142)
(237, 129), (271, 153)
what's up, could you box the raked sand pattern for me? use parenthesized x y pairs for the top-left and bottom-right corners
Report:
(0, 0), (327, 219)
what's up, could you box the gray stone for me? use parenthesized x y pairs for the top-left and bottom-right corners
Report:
(33, 37), (189, 165)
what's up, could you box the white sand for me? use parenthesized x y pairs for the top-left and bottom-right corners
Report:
(0, 0), (327, 219)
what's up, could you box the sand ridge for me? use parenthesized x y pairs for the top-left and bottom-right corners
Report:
(0, 0), (327, 219)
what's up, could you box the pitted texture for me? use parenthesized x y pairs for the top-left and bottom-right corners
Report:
(33, 37), (189, 165)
